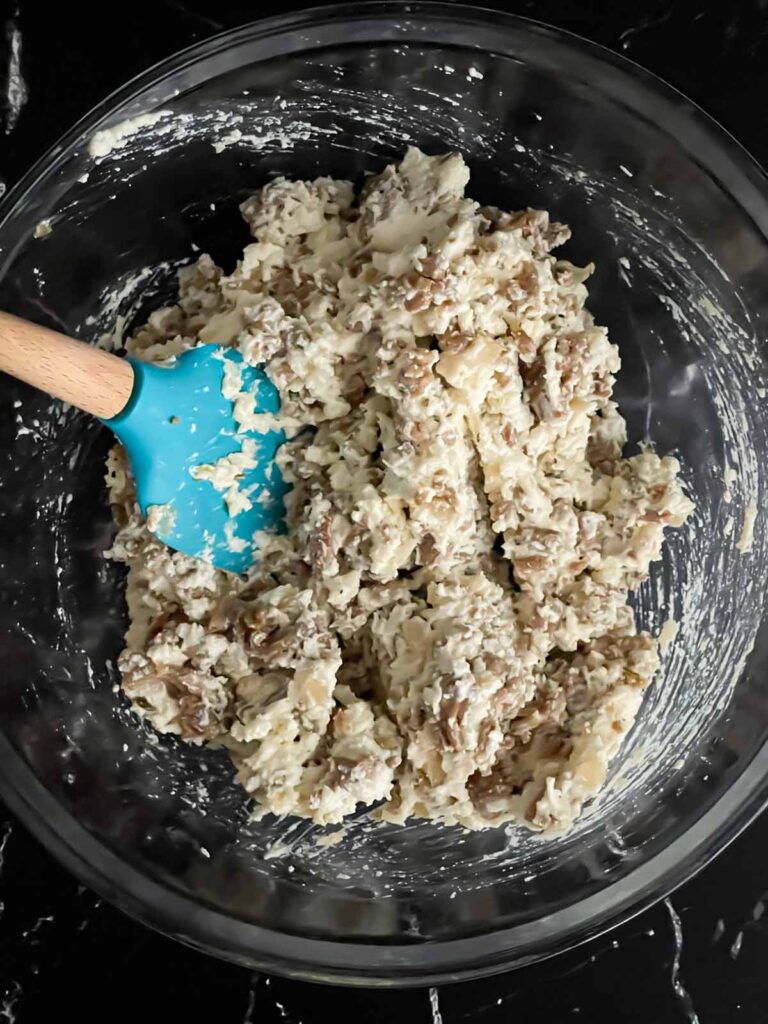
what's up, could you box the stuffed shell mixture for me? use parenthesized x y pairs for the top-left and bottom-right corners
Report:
(106, 147), (693, 833)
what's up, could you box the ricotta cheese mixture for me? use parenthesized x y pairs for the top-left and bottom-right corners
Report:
(105, 147), (693, 833)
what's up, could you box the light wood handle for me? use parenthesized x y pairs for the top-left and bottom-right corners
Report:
(0, 311), (135, 420)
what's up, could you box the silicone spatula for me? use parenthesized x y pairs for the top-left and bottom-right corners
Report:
(0, 311), (287, 573)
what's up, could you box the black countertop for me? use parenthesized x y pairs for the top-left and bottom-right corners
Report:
(1, 1), (767, 1020)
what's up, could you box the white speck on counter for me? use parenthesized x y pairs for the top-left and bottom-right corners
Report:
(618, 256), (631, 269)
(0, 820), (12, 870)
(242, 974), (258, 1024)
(4, 20), (27, 135)
(262, 977), (295, 1023)
(619, 164), (633, 177)
(665, 899), (700, 1024)
(0, 981), (21, 1024)
(428, 988), (443, 1024)
(737, 501), (757, 554)
(33, 219), (52, 238)
(467, 66), (483, 80)
(20, 914), (54, 941)
(88, 111), (173, 157)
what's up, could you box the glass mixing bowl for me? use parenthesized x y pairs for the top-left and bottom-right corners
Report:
(1, 1), (767, 987)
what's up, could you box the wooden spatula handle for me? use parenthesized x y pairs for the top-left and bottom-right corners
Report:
(0, 310), (135, 420)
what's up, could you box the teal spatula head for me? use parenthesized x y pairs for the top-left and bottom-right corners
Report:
(105, 345), (288, 574)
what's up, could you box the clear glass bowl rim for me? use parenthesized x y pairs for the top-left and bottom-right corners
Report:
(1, 0), (768, 987)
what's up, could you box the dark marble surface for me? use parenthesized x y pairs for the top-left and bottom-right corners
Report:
(1, 0), (768, 1020)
